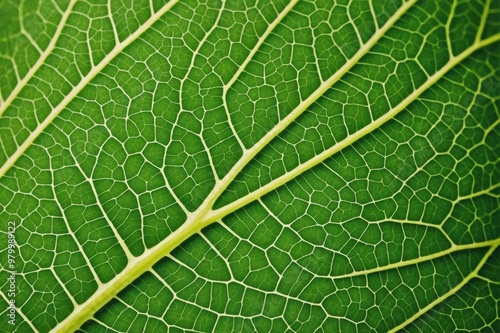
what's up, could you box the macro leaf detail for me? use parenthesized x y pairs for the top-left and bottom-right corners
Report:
(0, 0), (499, 332)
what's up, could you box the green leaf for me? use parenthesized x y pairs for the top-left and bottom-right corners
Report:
(1, 0), (499, 332)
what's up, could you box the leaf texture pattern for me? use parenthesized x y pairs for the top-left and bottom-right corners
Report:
(0, 0), (499, 332)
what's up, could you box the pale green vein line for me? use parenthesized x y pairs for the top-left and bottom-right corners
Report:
(224, 0), (300, 91)
(388, 241), (499, 333)
(199, 0), (418, 220)
(258, 197), (322, 251)
(365, 218), (451, 239)
(205, 33), (500, 225)
(223, 0), (300, 150)
(149, 269), (176, 312)
(454, 183), (500, 202)
(18, 0), (43, 55)
(257, 200), (497, 282)
(0, 0), (77, 117)
(113, 295), (165, 322)
(445, 0), (458, 59)
(149, 0), (155, 17)
(476, 0), (492, 43)
(107, 0), (121, 46)
(434, 182), (500, 234)
(368, 0), (379, 31)
(476, 275), (500, 285)
(177, 0), (227, 183)
(69, 150), (135, 261)
(197, 232), (235, 280)
(159, 15), (226, 214)
(332, 239), (499, 280)
(49, 266), (79, 308)
(483, 115), (500, 138)
(0, 0), (180, 181)
(150, 261), (260, 320)
(49, 161), (101, 285)
(162, 0), (228, 209)
(346, 2), (364, 48)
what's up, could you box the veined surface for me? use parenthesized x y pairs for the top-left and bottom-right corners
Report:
(0, 0), (499, 332)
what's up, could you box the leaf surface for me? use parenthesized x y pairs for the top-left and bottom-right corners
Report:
(0, 0), (499, 332)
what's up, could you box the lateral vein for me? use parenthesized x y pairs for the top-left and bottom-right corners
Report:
(0, 0), (180, 180)
(205, 32), (500, 225)
(388, 241), (499, 333)
(0, 0), (78, 117)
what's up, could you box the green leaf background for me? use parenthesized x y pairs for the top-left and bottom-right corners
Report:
(0, 0), (499, 331)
